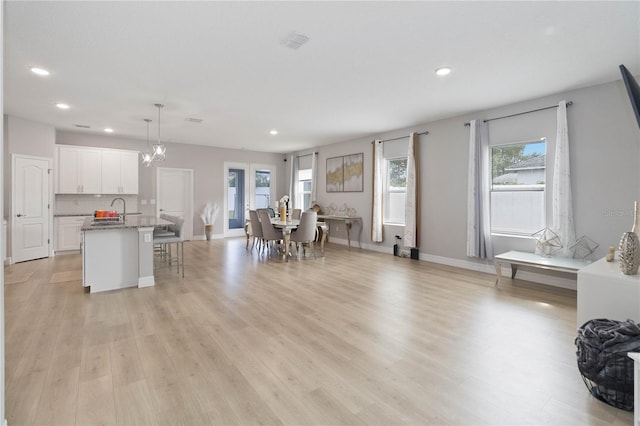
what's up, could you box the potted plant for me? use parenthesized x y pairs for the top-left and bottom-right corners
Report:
(200, 202), (220, 241)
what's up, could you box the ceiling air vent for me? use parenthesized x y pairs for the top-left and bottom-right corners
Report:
(282, 31), (309, 50)
(185, 117), (203, 123)
(74, 124), (91, 129)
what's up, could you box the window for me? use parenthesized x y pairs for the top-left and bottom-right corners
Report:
(384, 157), (407, 224)
(297, 169), (312, 210)
(490, 139), (546, 235)
(254, 170), (271, 209)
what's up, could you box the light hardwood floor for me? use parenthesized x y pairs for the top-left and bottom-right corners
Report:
(4, 239), (633, 425)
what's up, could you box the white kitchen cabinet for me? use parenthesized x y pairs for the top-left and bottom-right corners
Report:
(100, 150), (139, 194)
(57, 146), (101, 194)
(55, 216), (88, 251)
(56, 145), (139, 194)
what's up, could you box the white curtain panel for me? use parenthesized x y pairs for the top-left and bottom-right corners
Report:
(372, 140), (384, 242)
(404, 133), (418, 248)
(552, 100), (576, 257)
(466, 120), (493, 259)
(310, 152), (318, 204)
(289, 155), (299, 208)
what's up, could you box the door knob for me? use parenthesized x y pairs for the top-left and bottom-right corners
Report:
(16, 213), (24, 217)
(159, 209), (165, 212)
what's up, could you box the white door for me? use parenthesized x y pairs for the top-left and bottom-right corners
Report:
(157, 168), (193, 240)
(12, 155), (51, 262)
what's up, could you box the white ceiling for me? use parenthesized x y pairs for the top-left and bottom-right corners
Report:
(4, 1), (640, 153)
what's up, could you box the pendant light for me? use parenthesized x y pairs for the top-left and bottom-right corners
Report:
(141, 118), (153, 167)
(152, 103), (166, 162)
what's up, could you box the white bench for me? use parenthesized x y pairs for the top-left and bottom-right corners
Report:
(494, 250), (589, 286)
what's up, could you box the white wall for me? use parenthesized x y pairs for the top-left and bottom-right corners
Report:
(56, 131), (287, 238)
(301, 78), (640, 285)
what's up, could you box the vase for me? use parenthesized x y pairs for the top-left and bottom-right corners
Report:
(279, 206), (287, 221)
(619, 201), (640, 275)
(205, 224), (213, 241)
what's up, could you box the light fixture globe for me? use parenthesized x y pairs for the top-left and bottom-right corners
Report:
(153, 103), (167, 162)
(140, 118), (154, 167)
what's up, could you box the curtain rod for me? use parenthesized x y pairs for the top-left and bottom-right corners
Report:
(463, 101), (573, 126)
(296, 152), (318, 159)
(372, 130), (429, 144)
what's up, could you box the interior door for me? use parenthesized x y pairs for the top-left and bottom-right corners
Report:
(157, 168), (194, 240)
(12, 155), (51, 263)
(228, 168), (245, 229)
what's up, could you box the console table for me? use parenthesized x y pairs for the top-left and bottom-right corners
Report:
(494, 250), (588, 286)
(317, 215), (362, 249)
(577, 256), (640, 327)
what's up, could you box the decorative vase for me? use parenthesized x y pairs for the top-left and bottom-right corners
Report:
(279, 205), (287, 221)
(205, 224), (213, 241)
(619, 201), (640, 275)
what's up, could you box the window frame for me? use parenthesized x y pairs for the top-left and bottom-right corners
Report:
(489, 138), (547, 237)
(383, 156), (408, 226)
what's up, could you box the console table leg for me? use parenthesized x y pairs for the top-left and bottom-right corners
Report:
(495, 262), (502, 286)
(346, 221), (352, 249)
(511, 264), (518, 279)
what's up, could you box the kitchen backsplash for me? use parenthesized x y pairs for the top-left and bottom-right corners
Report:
(55, 194), (139, 215)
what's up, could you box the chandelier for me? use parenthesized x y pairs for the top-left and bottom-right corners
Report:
(140, 103), (167, 167)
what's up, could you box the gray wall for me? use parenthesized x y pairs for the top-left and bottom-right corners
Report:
(56, 131), (287, 237)
(3, 115), (56, 257)
(304, 79), (640, 271)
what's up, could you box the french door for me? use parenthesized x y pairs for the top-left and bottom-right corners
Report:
(224, 163), (277, 237)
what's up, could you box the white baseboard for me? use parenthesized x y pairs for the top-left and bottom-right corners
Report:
(327, 238), (576, 290)
(193, 233), (225, 241)
(138, 275), (155, 288)
(4, 257), (11, 266)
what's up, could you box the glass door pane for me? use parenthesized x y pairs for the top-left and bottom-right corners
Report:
(228, 169), (245, 229)
(255, 170), (271, 209)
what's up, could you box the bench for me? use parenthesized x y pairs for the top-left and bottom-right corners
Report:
(494, 250), (589, 286)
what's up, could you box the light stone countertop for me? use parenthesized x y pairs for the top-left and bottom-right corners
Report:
(81, 215), (172, 231)
(55, 212), (143, 217)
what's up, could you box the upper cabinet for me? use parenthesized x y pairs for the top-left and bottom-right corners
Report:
(57, 146), (102, 194)
(101, 150), (139, 194)
(56, 145), (139, 194)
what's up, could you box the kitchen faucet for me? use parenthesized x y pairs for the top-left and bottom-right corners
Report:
(111, 197), (126, 219)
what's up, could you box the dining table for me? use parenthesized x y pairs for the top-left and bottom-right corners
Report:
(270, 218), (327, 261)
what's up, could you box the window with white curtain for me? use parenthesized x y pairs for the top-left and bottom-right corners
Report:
(384, 157), (407, 225)
(490, 138), (546, 235)
(297, 169), (312, 210)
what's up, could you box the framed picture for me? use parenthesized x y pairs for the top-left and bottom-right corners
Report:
(326, 153), (364, 192)
(326, 156), (344, 192)
(343, 153), (364, 192)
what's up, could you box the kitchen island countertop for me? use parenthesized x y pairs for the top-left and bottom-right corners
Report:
(82, 215), (172, 231)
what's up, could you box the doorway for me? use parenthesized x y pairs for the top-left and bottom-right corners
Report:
(11, 154), (51, 263)
(228, 168), (245, 230)
(156, 167), (194, 240)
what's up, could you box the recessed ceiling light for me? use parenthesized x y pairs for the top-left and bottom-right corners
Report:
(56, 103), (70, 110)
(270, 130), (278, 135)
(104, 128), (114, 133)
(435, 67), (452, 76)
(31, 67), (50, 76)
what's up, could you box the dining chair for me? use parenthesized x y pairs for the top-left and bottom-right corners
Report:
(248, 210), (264, 252)
(290, 210), (318, 260)
(258, 209), (282, 256)
(291, 209), (302, 220)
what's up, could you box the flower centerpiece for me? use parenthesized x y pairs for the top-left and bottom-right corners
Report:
(279, 195), (290, 220)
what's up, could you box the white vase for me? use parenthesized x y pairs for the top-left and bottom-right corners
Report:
(619, 201), (640, 275)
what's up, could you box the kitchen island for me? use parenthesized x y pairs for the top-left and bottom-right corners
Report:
(82, 215), (172, 293)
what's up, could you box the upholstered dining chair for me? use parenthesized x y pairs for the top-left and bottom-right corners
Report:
(258, 209), (282, 255)
(291, 209), (302, 220)
(290, 210), (318, 260)
(248, 210), (264, 252)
